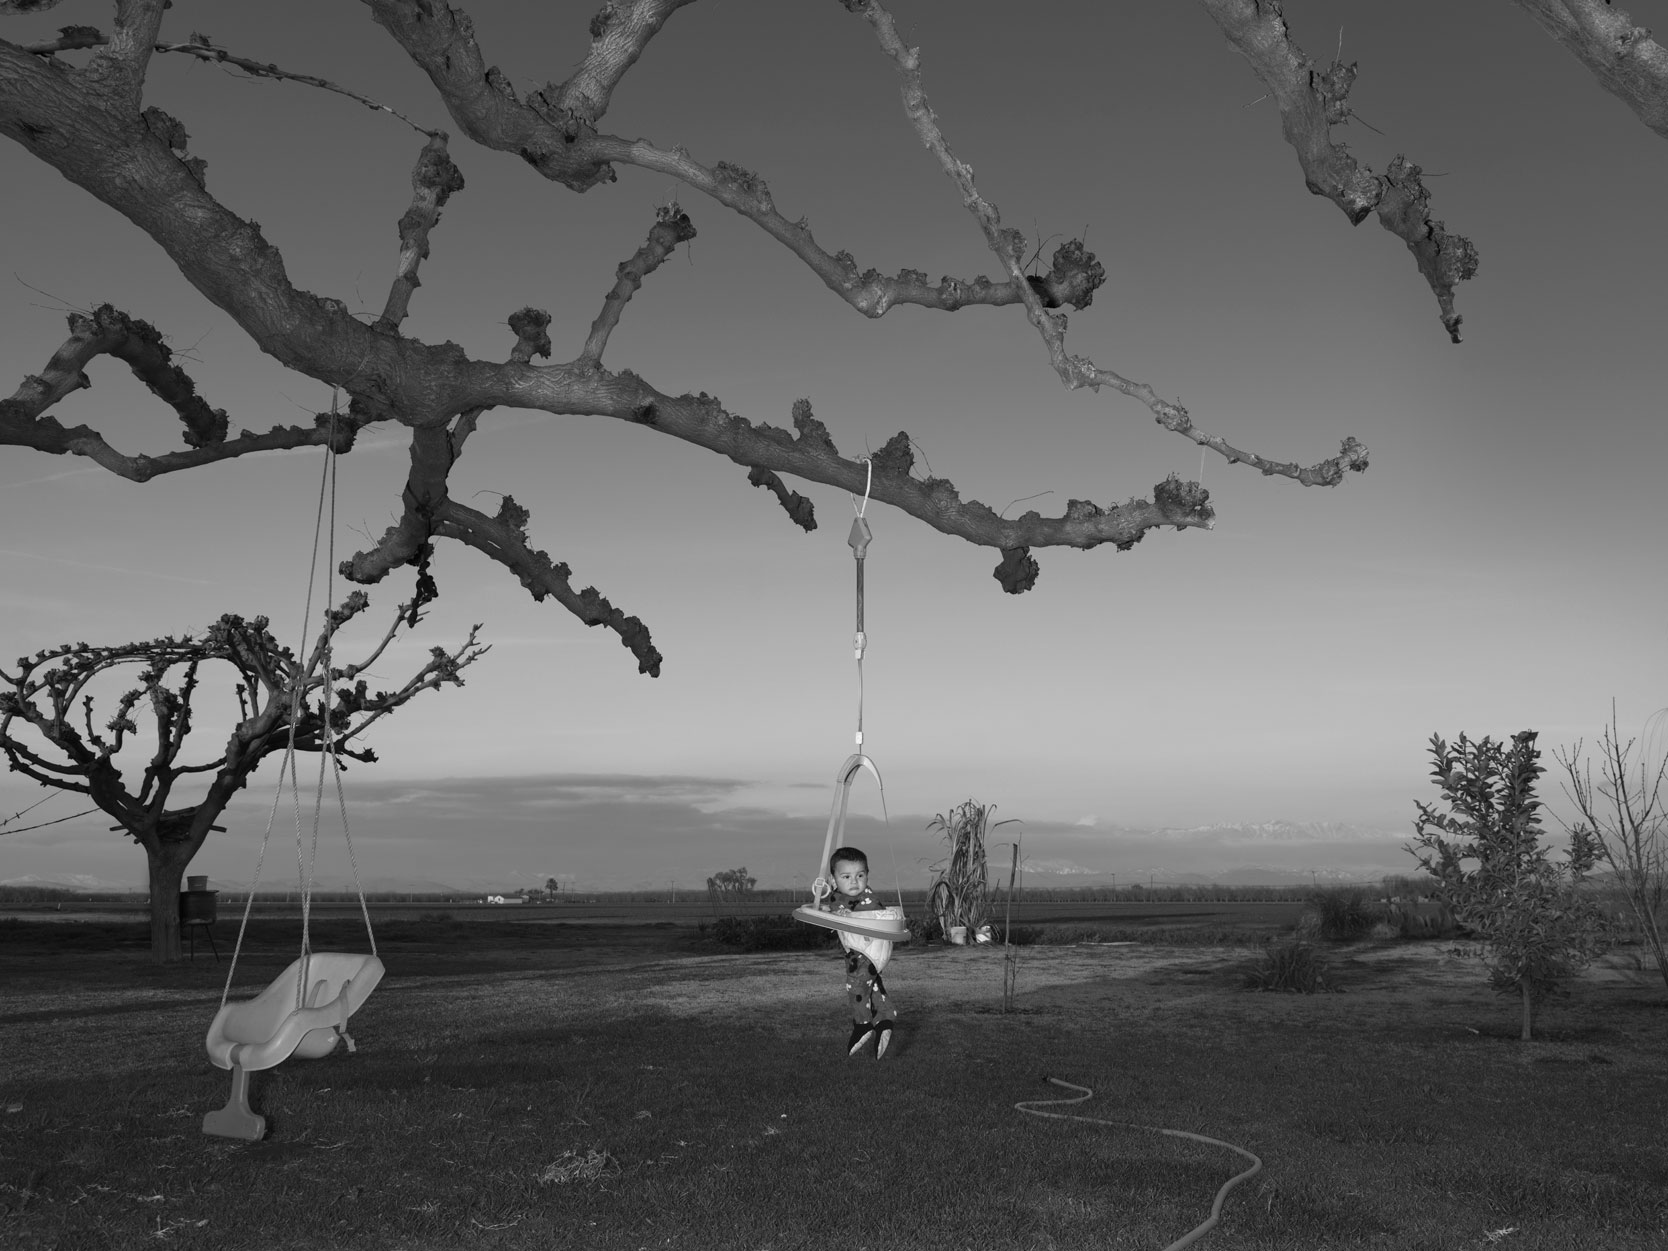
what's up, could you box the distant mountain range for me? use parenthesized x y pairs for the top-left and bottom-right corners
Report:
(0, 820), (1420, 894)
(1149, 820), (1406, 844)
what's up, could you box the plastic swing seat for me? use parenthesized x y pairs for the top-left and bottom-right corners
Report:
(202, 951), (384, 1141)
(793, 901), (910, 941)
(792, 752), (911, 944)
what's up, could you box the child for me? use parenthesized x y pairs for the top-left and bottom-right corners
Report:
(818, 845), (898, 1058)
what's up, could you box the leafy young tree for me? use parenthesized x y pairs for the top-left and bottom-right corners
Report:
(1407, 730), (1605, 1041)
(1555, 706), (1668, 997)
(0, 593), (486, 962)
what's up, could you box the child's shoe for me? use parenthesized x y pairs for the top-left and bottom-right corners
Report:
(874, 1021), (894, 1059)
(847, 1024), (875, 1056)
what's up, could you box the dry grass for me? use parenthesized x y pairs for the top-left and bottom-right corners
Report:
(2, 920), (1665, 1250)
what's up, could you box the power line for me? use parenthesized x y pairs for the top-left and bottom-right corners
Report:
(0, 807), (100, 836)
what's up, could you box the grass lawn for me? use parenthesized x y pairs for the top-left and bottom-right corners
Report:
(1, 915), (1665, 1250)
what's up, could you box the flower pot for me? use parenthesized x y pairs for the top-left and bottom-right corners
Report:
(949, 925), (968, 945)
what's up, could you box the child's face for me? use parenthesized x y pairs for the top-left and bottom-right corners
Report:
(831, 860), (868, 899)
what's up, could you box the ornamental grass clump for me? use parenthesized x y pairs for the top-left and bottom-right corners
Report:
(1243, 939), (1330, 993)
(925, 799), (1017, 937)
(1305, 887), (1380, 941)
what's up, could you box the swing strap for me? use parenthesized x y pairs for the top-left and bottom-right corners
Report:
(849, 458), (872, 748)
(220, 395), (375, 1015)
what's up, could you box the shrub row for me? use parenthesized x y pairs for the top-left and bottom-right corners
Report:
(701, 914), (838, 951)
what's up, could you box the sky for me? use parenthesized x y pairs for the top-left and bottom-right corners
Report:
(2, 1), (1665, 893)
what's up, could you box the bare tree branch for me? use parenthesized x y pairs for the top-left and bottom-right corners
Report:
(376, 134), (466, 334)
(848, 0), (1371, 489)
(1, 305), (363, 479)
(546, 0), (701, 127)
(24, 27), (442, 136)
(578, 201), (697, 366)
(1199, 0), (1479, 343)
(0, 2), (1392, 673)
(362, 0), (617, 191)
(1510, 0), (1668, 139)
(360, 0), (1107, 321)
(433, 495), (664, 676)
(104, 0), (168, 92)
(748, 466), (817, 533)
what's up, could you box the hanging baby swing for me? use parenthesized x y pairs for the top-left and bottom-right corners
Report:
(202, 400), (384, 1142)
(792, 460), (911, 944)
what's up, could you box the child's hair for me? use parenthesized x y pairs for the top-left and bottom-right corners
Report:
(829, 846), (869, 874)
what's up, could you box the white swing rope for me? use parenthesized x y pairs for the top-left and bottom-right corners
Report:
(219, 395), (374, 1013)
(1016, 1077), (1262, 1251)
(809, 458), (902, 911)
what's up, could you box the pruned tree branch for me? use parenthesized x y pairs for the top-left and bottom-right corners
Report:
(433, 495), (663, 676)
(104, 0), (167, 94)
(24, 26), (441, 137)
(848, 0), (1371, 489)
(545, 0), (701, 127)
(376, 134), (466, 334)
(1, 1), (1406, 674)
(1510, 0), (1668, 139)
(578, 201), (698, 366)
(1, 305), (363, 479)
(361, 0), (1107, 322)
(1200, 0), (1479, 343)
(748, 465), (817, 533)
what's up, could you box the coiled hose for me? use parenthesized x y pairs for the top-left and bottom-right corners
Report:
(1015, 1076), (1263, 1251)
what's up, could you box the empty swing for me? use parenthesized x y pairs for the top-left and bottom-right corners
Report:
(793, 460), (910, 944)
(203, 402), (384, 1142)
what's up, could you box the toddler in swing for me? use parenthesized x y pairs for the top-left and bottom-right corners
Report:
(818, 845), (898, 1058)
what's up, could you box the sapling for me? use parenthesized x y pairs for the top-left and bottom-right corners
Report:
(1406, 730), (1604, 1041)
(1554, 705), (1668, 996)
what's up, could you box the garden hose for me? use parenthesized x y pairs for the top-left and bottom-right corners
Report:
(1015, 1076), (1262, 1251)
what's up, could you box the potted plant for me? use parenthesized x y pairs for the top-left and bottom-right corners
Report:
(926, 800), (1016, 944)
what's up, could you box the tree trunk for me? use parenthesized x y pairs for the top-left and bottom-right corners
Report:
(1520, 980), (1534, 1042)
(145, 844), (193, 964)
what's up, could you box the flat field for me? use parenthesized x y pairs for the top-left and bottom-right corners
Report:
(0, 897), (1308, 930)
(1, 914), (1664, 1250)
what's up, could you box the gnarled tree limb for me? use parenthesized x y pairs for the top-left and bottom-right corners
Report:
(24, 27), (441, 136)
(545, 0), (701, 127)
(361, 0), (1107, 321)
(1200, 0), (1479, 343)
(0, 305), (363, 478)
(376, 134), (466, 334)
(849, 0), (1371, 491)
(1508, 0), (1668, 139)
(433, 495), (663, 676)
(578, 201), (698, 366)
(0, 1), (1387, 672)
